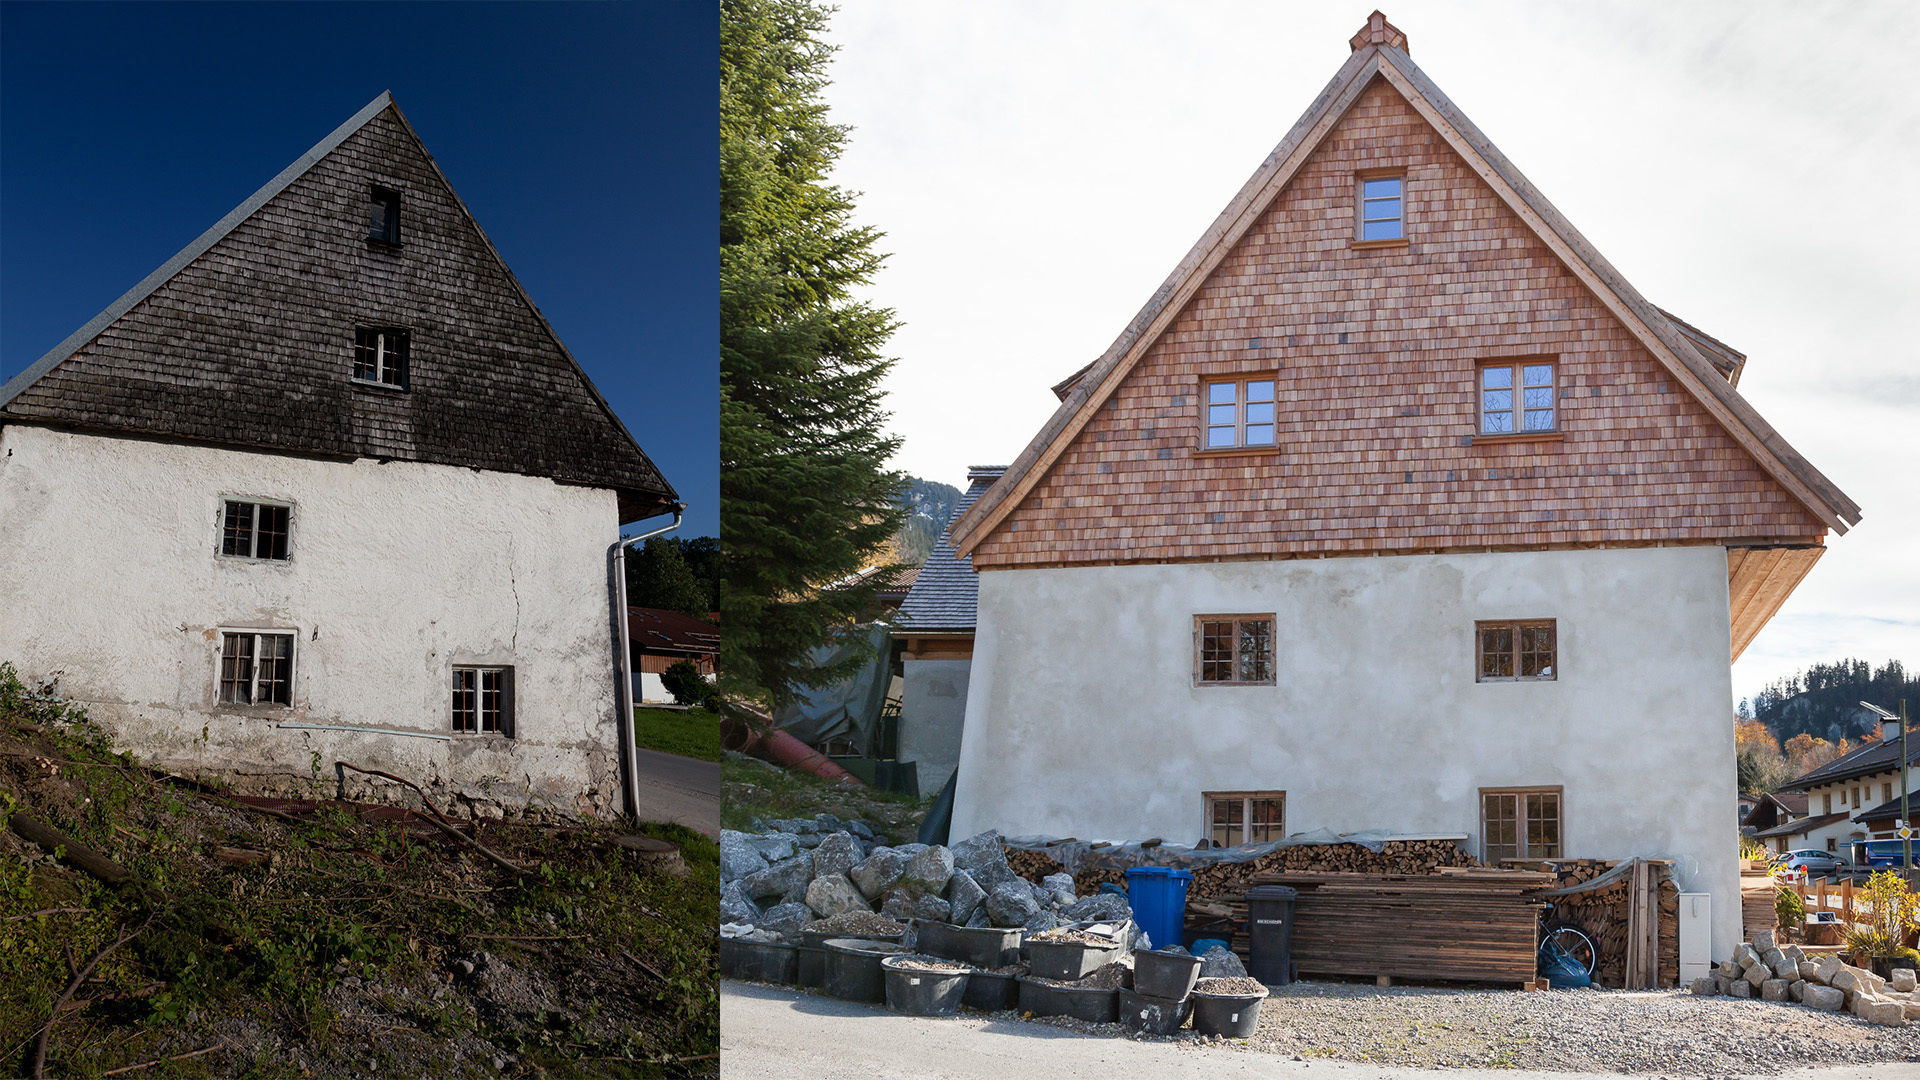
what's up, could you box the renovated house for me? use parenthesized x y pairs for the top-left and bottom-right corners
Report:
(0, 93), (678, 818)
(943, 13), (1858, 958)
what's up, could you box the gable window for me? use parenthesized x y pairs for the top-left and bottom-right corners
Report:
(1476, 619), (1556, 681)
(1203, 379), (1276, 449)
(353, 327), (409, 388)
(1357, 174), (1403, 241)
(1480, 360), (1556, 434)
(1824, 792), (1833, 815)
(1205, 791), (1285, 848)
(219, 499), (291, 560)
(218, 630), (294, 705)
(1195, 615), (1275, 685)
(368, 186), (401, 245)
(1481, 787), (1561, 862)
(452, 666), (513, 735)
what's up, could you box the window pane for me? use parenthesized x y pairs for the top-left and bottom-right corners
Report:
(256, 505), (289, 560)
(1362, 198), (1401, 221)
(1362, 219), (1403, 241)
(1528, 793), (1560, 857)
(1522, 365), (1554, 387)
(1238, 620), (1273, 682)
(1243, 424), (1274, 445)
(1481, 366), (1513, 389)
(1523, 386), (1554, 409)
(219, 634), (253, 703)
(1520, 624), (1555, 677)
(1479, 625), (1513, 678)
(1211, 797), (1243, 848)
(1200, 622), (1233, 683)
(452, 669), (476, 732)
(1523, 409), (1555, 431)
(1207, 426), (1237, 448)
(1362, 178), (1401, 199)
(1245, 381), (1274, 403)
(1249, 798), (1283, 843)
(1209, 404), (1237, 426)
(1482, 389), (1512, 412)
(1245, 402), (1274, 424)
(258, 635), (291, 704)
(1208, 382), (1237, 404)
(221, 501), (251, 557)
(1483, 793), (1518, 862)
(1481, 411), (1513, 434)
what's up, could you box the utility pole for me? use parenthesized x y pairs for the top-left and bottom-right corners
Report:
(1903, 699), (1911, 875)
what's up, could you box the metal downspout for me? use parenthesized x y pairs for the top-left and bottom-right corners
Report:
(613, 504), (684, 821)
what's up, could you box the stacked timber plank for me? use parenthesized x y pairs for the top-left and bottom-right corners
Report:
(1257, 869), (1553, 985)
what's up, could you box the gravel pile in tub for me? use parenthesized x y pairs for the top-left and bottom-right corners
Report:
(801, 911), (907, 938)
(886, 954), (974, 973)
(1194, 976), (1266, 995)
(1029, 927), (1123, 946)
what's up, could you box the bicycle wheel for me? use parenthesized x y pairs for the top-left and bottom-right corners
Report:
(1543, 923), (1597, 976)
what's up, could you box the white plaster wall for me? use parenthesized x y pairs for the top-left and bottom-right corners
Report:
(900, 657), (971, 793)
(0, 426), (622, 817)
(952, 545), (1744, 957)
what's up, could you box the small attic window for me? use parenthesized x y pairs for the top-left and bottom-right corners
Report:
(353, 327), (409, 388)
(1358, 174), (1403, 241)
(368, 186), (401, 245)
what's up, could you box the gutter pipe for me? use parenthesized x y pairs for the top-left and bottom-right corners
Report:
(613, 503), (685, 821)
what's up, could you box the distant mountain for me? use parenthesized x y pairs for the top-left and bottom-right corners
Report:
(1747, 659), (1918, 743)
(893, 477), (963, 565)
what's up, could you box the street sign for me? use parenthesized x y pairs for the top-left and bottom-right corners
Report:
(1901, 827), (1913, 840)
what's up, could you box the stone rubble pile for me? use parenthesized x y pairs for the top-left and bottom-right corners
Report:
(719, 817), (1133, 938)
(1690, 928), (1917, 1027)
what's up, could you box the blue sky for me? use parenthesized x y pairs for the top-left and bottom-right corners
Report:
(0, 0), (717, 537)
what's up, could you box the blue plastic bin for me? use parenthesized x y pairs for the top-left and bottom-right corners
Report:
(1125, 866), (1194, 952)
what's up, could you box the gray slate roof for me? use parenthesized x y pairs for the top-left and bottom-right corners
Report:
(894, 467), (1004, 633)
(1780, 733), (1920, 792)
(0, 93), (676, 523)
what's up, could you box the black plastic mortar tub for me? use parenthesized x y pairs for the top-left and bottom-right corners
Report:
(1025, 939), (1126, 981)
(913, 921), (1023, 969)
(881, 957), (970, 1017)
(962, 970), (1020, 1011)
(821, 938), (908, 1003)
(1191, 986), (1268, 1038)
(799, 928), (896, 988)
(1118, 987), (1192, 1035)
(1016, 976), (1120, 1023)
(719, 938), (797, 984)
(1131, 948), (1201, 1000)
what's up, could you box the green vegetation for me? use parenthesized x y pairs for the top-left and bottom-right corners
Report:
(1776, 883), (1805, 932)
(721, 754), (926, 845)
(625, 535), (721, 618)
(634, 706), (723, 762)
(0, 662), (717, 1078)
(719, 0), (908, 710)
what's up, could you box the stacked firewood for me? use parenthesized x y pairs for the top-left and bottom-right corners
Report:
(1541, 861), (1679, 988)
(1005, 846), (1068, 883)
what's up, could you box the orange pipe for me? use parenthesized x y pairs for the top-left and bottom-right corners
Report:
(721, 714), (864, 786)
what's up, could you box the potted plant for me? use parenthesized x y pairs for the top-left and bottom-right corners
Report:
(1841, 871), (1920, 979)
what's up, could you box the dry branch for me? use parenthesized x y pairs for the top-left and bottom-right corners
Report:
(28, 915), (153, 1080)
(334, 762), (529, 875)
(6, 807), (133, 886)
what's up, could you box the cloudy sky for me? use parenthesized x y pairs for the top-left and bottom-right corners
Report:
(818, 0), (1919, 708)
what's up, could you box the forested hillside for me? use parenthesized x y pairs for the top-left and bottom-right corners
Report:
(1745, 659), (1918, 742)
(893, 477), (963, 565)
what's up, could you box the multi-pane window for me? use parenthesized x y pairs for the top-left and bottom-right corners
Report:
(452, 666), (513, 735)
(369, 186), (401, 245)
(1206, 791), (1285, 848)
(1481, 787), (1561, 862)
(1480, 360), (1556, 434)
(1195, 615), (1275, 686)
(218, 630), (294, 705)
(1476, 619), (1556, 681)
(1358, 175), (1403, 241)
(1203, 380), (1276, 449)
(353, 327), (410, 388)
(219, 500), (291, 560)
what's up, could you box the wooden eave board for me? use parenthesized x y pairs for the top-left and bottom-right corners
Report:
(1728, 545), (1824, 660)
(950, 43), (1859, 558)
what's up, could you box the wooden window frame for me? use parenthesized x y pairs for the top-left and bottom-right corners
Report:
(217, 628), (295, 706)
(1204, 791), (1286, 849)
(1193, 614), (1276, 687)
(368, 185), (402, 246)
(218, 498), (292, 561)
(1354, 168), (1407, 246)
(1475, 619), (1557, 682)
(1479, 785), (1562, 862)
(452, 665), (514, 736)
(1824, 792), (1833, 815)
(1199, 377), (1278, 452)
(1476, 357), (1558, 438)
(352, 326), (410, 389)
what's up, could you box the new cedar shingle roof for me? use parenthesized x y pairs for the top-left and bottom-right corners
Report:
(0, 93), (676, 523)
(895, 467), (1005, 633)
(1780, 734), (1919, 792)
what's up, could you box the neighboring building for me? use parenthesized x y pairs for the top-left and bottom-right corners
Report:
(892, 466), (1004, 793)
(0, 94), (678, 818)
(1743, 791), (1821, 855)
(942, 14), (1859, 960)
(629, 606), (719, 705)
(1780, 717), (1919, 854)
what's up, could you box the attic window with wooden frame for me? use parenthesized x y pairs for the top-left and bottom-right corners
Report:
(368, 186), (401, 246)
(1481, 787), (1561, 862)
(1356, 172), (1404, 242)
(1476, 619), (1556, 682)
(218, 629), (294, 706)
(452, 666), (513, 736)
(1479, 359), (1556, 435)
(1203, 379), (1276, 449)
(1195, 615), (1275, 686)
(1206, 791), (1285, 848)
(353, 327), (409, 388)
(219, 499), (290, 560)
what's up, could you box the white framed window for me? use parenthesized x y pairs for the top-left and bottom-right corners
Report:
(353, 327), (410, 388)
(218, 629), (295, 705)
(1202, 379), (1276, 449)
(452, 666), (513, 735)
(1205, 791), (1285, 848)
(219, 499), (291, 560)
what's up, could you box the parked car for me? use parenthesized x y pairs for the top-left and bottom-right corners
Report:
(1773, 850), (1856, 881)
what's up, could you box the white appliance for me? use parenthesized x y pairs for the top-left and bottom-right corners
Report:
(1678, 892), (1712, 983)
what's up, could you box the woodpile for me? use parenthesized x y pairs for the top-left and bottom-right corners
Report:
(1539, 859), (1678, 988)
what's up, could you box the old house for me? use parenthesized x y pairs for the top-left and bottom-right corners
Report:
(942, 14), (1859, 958)
(629, 606), (719, 705)
(0, 93), (679, 818)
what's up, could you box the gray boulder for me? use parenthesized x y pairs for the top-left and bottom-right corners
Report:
(946, 870), (987, 926)
(1023, 910), (1062, 936)
(1689, 977), (1716, 996)
(846, 820), (876, 841)
(741, 853), (813, 901)
(880, 890), (917, 921)
(720, 831), (771, 882)
(720, 881), (760, 925)
(744, 832), (800, 863)
(1760, 979), (1790, 1002)
(985, 881), (1042, 927)
(758, 901), (812, 938)
(1042, 873), (1078, 908)
(950, 832), (1019, 891)
(810, 833), (863, 880)
(804, 874), (869, 919)
(1727, 979), (1752, 998)
(849, 849), (908, 900)
(965, 906), (991, 929)
(1061, 892), (1132, 923)
(912, 895), (954, 923)
(1199, 946), (1247, 979)
(898, 846), (956, 898)
(1750, 929), (1776, 952)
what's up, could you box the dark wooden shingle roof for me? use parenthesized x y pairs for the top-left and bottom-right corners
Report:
(0, 93), (676, 522)
(895, 467), (1004, 633)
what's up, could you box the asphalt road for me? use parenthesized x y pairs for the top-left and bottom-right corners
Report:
(631, 747), (719, 837)
(718, 980), (1920, 1080)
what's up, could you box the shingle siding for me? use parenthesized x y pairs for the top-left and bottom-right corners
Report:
(2, 105), (673, 520)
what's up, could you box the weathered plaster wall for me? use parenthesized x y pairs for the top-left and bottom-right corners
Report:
(952, 544), (1743, 956)
(900, 658), (971, 793)
(0, 426), (622, 817)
